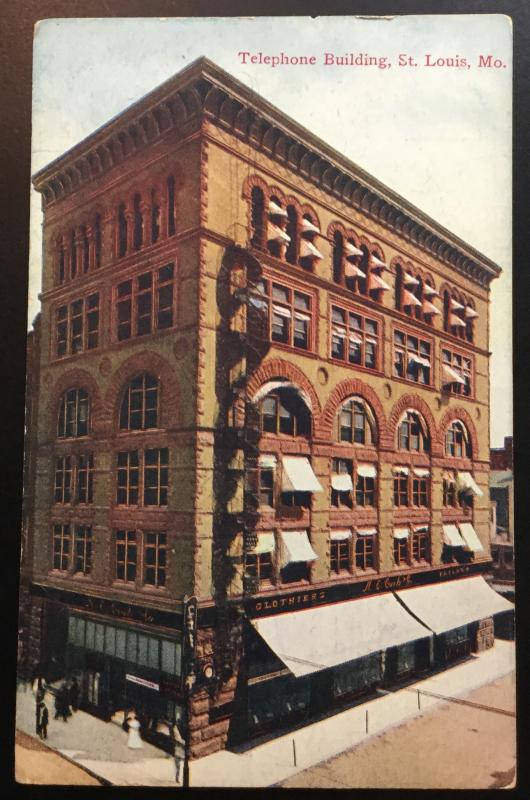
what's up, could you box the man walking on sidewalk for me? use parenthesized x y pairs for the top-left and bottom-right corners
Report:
(36, 701), (49, 740)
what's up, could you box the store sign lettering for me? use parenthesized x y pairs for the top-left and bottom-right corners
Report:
(254, 590), (326, 611)
(126, 674), (159, 691)
(362, 573), (413, 594)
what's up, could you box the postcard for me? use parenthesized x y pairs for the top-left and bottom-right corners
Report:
(17, 14), (514, 789)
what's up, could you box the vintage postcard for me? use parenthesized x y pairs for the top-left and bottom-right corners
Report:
(17, 15), (514, 789)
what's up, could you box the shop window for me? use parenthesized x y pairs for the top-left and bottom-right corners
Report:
(115, 530), (137, 582)
(393, 330), (431, 385)
(144, 532), (167, 588)
(116, 448), (168, 506)
(397, 411), (429, 453)
(441, 349), (472, 396)
(55, 293), (100, 358)
(119, 373), (159, 431)
(260, 390), (310, 437)
(445, 420), (472, 458)
(355, 534), (376, 572)
(256, 279), (313, 351)
(54, 456), (72, 503)
(331, 306), (379, 370)
(118, 202), (128, 258)
(57, 389), (90, 438)
(338, 397), (376, 445)
(250, 186), (266, 249)
(115, 264), (175, 341)
(74, 525), (92, 575)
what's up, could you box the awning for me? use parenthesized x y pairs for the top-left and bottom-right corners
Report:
(490, 470), (513, 488)
(331, 473), (354, 492)
(442, 524), (466, 547)
(394, 527), (410, 539)
(267, 223), (290, 243)
(345, 262), (366, 278)
(252, 380), (312, 410)
(345, 241), (363, 258)
(393, 465), (409, 476)
(272, 304), (291, 318)
(465, 306), (479, 319)
(450, 298), (465, 311)
(422, 300), (440, 316)
(409, 353), (431, 368)
(250, 593), (431, 677)
(330, 529), (352, 541)
(395, 576), (514, 636)
(369, 273), (390, 291)
(268, 200), (288, 217)
(402, 289), (422, 307)
(459, 522), (484, 553)
(450, 313), (466, 328)
(251, 533), (276, 555)
(357, 527), (377, 536)
(413, 467), (430, 477)
(282, 456), (323, 493)
(301, 217), (320, 235)
(371, 255), (387, 269)
(403, 273), (419, 287)
(457, 472), (484, 497)
(259, 454), (277, 468)
(280, 530), (318, 566)
(357, 463), (377, 478)
(423, 284), (438, 297)
(300, 240), (323, 260)
(414, 525), (429, 533)
(442, 364), (465, 386)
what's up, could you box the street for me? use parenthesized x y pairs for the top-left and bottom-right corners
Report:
(15, 730), (102, 785)
(279, 673), (516, 789)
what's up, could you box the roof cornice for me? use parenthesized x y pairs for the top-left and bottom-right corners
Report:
(33, 56), (501, 287)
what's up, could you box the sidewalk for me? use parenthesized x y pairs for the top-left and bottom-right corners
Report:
(16, 639), (515, 787)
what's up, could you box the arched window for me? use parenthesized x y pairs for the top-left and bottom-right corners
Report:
(250, 186), (266, 249)
(285, 205), (299, 265)
(337, 398), (376, 445)
(120, 374), (159, 430)
(445, 420), (471, 458)
(58, 238), (65, 284)
(81, 226), (89, 273)
(259, 389), (310, 437)
(394, 264), (403, 311)
(401, 269), (422, 318)
(332, 231), (344, 284)
(70, 230), (77, 278)
(465, 302), (476, 343)
(422, 280), (439, 326)
(133, 193), (143, 251)
(118, 202), (128, 258)
(57, 389), (90, 438)
(357, 246), (369, 295)
(94, 214), (102, 268)
(167, 175), (176, 236)
(398, 411), (429, 452)
(445, 290), (467, 338)
(299, 214), (322, 272)
(151, 189), (160, 244)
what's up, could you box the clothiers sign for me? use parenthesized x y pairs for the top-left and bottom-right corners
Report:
(246, 561), (488, 618)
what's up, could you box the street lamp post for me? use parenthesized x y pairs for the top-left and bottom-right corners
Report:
(182, 594), (198, 789)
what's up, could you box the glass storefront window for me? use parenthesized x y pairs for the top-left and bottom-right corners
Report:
(148, 637), (159, 669)
(105, 626), (116, 656)
(116, 628), (126, 660)
(85, 620), (95, 650)
(137, 633), (149, 666)
(95, 623), (105, 652)
(126, 631), (138, 663)
(333, 653), (381, 697)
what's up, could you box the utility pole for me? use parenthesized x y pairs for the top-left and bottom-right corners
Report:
(181, 594), (197, 789)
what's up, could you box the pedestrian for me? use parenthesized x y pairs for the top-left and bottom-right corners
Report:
(54, 683), (70, 722)
(126, 710), (143, 749)
(68, 676), (80, 712)
(172, 715), (186, 784)
(38, 702), (49, 740)
(32, 675), (45, 704)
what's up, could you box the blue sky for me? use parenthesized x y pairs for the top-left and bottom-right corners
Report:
(30, 15), (512, 445)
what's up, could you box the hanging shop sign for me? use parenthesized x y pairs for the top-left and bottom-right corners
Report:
(126, 674), (160, 691)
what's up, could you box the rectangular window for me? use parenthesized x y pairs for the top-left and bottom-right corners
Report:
(77, 453), (94, 504)
(443, 475), (457, 507)
(330, 305), (379, 371)
(412, 478), (429, 507)
(356, 475), (376, 507)
(54, 456), (72, 503)
(144, 532), (167, 588)
(355, 535), (375, 571)
(115, 530), (137, 582)
(53, 524), (71, 571)
(412, 529), (430, 564)
(330, 539), (351, 574)
(393, 538), (408, 566)
(258, 466), (274, 507)
(331, 458), (353, 508)
(393, 329), (431, 385)
(143, 448), (169, 506)
(393, 474), (409, 506)
(257, 280), (313, 351)
(115, 266), (176, 341)
(245, 552), (273, 584)
(74, 525), (92, 575)
(117, 451), (139, 505)
(442, 349), (473, 396)
(55, 294), (100, 357)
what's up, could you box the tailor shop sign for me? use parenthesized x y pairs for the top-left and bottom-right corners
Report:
(247, 561), (484, 618)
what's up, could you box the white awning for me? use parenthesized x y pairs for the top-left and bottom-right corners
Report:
(345, 262), (366, 278)
(395, 576), (514, 636)
(357, 463), (377, 478)
(259, 454), (277, 468)
(450, 298), (465, 311)
(457, 472), (484, 497)
(371, 255), (387, 269)
(402, 289), (422, 307)
(442, 524), (466, 547)
(394, 527), (410, 539)
(300, 240), (323, 260)
(409, 353), (431, 368)
(423, 284), (438, 297)
(357, 527), (377, 536)
(345, 242), (363, 258)
(465, 306), (479, 319)
(422, 300), (441, 316)
(332, 325), (346, 339)
(267, 223), (290, 243)
(331, 473), (354, 492)
(393, 465), (409, 476)
(450, 313), (466, 328)
(459, 523), (484, 553)
(251, 533), (276, 555)
(251, 593), (431, 677)
(268, 200), (288, 217)
(282, 456), (323, 493)
(442, 364), (466, 386)
(414, 525), (429, 533)
(369, 273), (390, 291)
(272, 304), (291, 318)
(413, 467), (430, 477)
(294, 311), (311, 322)
(280, 530), (318, 567)
(301, 217), (321, 235)
(349, 330), (363, 343)
(403, 273), (419, 287)
(330, 529), (352, 541)
(252, 380), (311, 412)
(443, 471), (456, 483)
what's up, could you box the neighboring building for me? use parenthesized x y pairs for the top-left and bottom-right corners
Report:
(489, 436), (514, 602)
(22, 57), (513, 758)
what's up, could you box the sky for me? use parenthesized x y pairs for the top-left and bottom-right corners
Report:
(29, 15), (512, 446)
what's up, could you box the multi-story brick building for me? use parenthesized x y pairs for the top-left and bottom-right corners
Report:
(489, 437), (514, 603)
(23, 57), (513, 759)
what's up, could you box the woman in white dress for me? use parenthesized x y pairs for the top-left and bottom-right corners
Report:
(126, 711), (143, 749)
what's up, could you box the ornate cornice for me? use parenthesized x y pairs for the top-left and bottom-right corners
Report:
(32, 57), (501, 287)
